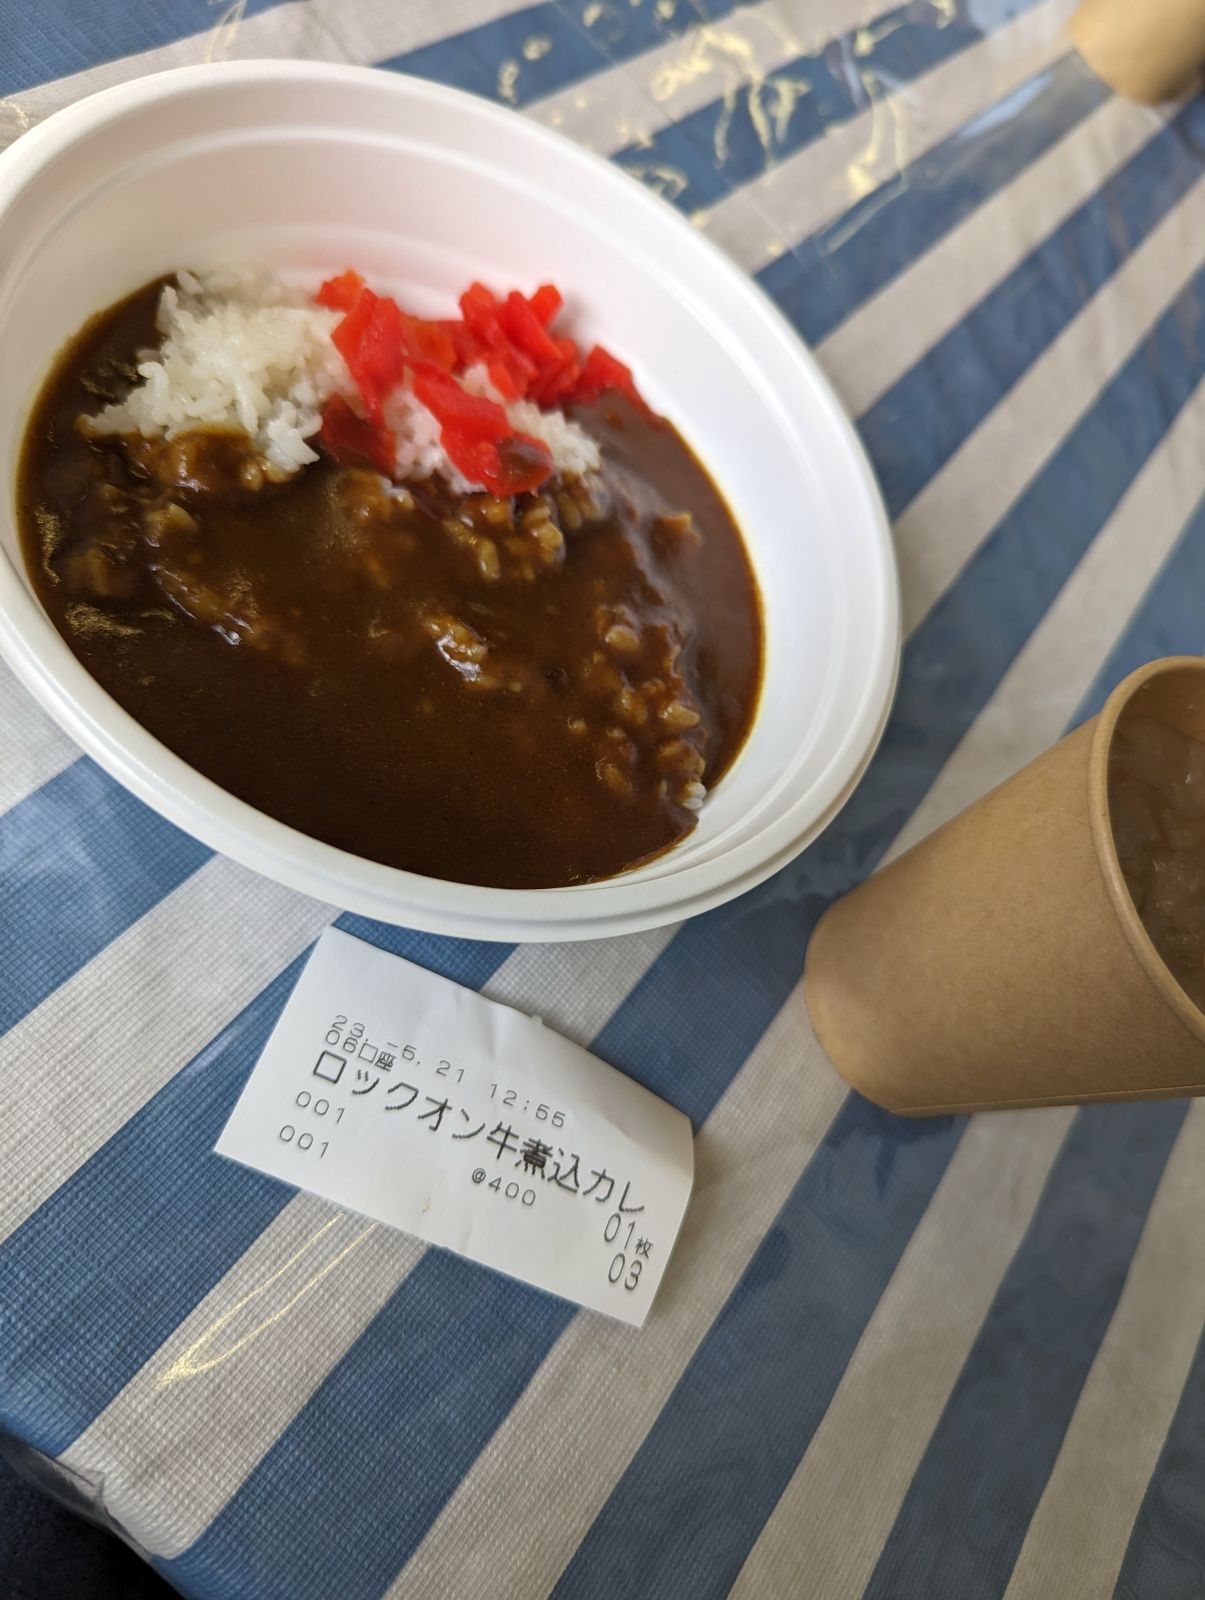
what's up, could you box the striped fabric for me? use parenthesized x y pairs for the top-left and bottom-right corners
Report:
(3, 2), (1205, 1596)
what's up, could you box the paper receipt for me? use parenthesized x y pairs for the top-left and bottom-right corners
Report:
(216, 928), (694, 1326)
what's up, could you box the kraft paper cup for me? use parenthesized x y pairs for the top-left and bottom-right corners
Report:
(1070, 0), (1205, 103)
(805, 657), (1205, 1115)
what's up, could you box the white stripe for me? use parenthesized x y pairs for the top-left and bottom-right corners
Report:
(0, 658), (75, 812)
(483, 924), (677, 1046)
(727, 1109), (1074, 1600)
(383, 358), (1205, 1600)
(894, 170), (1205, 636)
(888, 364), (1205, 865)
(0, 859), (335, 1242)
(819, 92), (1157, 419)
(57, 924), (675, 1557)
(385, 976), (848, 1600)
(526, 0), (905, 152)
(699, 0), (1075, 274)
(1003, 1100), (1205, 1600)
(0, 0), (528, 148)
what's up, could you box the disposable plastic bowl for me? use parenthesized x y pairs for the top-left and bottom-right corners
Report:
(0, 61), (899, 942)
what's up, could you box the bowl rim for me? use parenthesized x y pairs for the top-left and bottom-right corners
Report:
(0, 58), (901, 942)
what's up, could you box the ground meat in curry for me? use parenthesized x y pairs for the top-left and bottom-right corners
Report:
(17, 281), (763, 889)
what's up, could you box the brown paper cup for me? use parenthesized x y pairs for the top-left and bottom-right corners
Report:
(805, 657), (1205, 1116)
(1069, 0), (1205, 104)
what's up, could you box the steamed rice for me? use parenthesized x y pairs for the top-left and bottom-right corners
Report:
(84, 264), (602, 488)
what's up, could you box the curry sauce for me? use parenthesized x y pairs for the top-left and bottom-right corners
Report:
(18, 280), (763, 889)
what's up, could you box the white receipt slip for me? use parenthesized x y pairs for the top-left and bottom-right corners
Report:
(216, 928), (694, 1326)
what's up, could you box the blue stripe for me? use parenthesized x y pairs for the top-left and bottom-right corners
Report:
(0, 0), (290, 98)
(160, 192), (1205, 1600)
(758, 54), (1110, 347)
(864, 97), (1204, 520)
(1115, 1343), (1205, 1596)
(610, 0), (1019, 215)
(382, 0), (732, 107)
(0, 920), (511, 1456)
(530, 268), (1205, 1600)
(864, 1101), (1187, 1600)
(0, 760), (210, 1034)
(1072, 492), (1205, 726)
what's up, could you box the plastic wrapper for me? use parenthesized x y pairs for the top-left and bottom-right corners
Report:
(3, 3), (1205, 1598)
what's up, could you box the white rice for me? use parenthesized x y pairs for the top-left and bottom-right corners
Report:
(84, 266), (350, 477)
(84, 264), (602, 488)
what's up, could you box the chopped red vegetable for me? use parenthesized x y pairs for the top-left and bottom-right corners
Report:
(527, 284), (562, 326)
(413, 367), (552, 495)
(484, 353), (526, 403)
(412, 366), (511, 432)
(459, 281), (503, 344)
(490, 433), (557, 496)
(499, 291), (560, 367)
(398, 313), (456, 372)
(441, 425), (552, 497)
(572, 344), (641, 407)
(316, 269), (365, 312)
(331, 288), (407, 422)
(473, 335), (537, 402)
(318, 394), (396, 475)
(317, 268), (645, 494)
(530, 335), (581, 407)
(437, 319), (480, 368)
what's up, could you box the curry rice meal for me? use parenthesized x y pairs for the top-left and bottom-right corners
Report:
(17, 265), (763, 889)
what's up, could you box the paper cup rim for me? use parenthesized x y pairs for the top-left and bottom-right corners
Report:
(1088, 654), (1205, 1045)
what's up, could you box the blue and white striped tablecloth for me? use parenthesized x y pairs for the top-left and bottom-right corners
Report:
(3, 3), (1205, 1596)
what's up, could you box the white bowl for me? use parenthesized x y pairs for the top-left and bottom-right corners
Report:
(0, 61), (899, 943)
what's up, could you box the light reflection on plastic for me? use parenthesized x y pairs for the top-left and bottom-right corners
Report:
(622, 160), (690, 199)
(583, 3), (628, 46)
(651, 27), (754, 105)
(845, 70), (911, 203)
(155, 1217), (377, 1386)
(854, 12), (910, 58)
(497, 59), (520, 104)
(205, 0), (247, 64)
